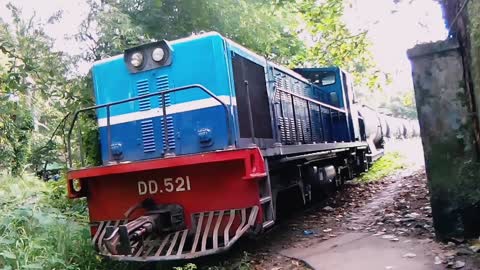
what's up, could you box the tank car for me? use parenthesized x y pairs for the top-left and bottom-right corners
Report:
(66, 32), (386, 262)
(410, 120), (420, 137)
(385, 117), (402, 139)
(357, 106), (384, 160)
(379, 114), (390, 139)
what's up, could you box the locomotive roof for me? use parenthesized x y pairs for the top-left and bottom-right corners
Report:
(92, 32), (343, 85)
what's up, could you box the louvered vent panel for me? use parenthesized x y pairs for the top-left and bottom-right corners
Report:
(141, 120), (156, 153)
(136, 79), (157, 153)
(275, 77), (282, 101)
(282, 117), (290, 144)
(283, 76), (289, 91)
(311, 105), (321, 142)
(155, 75), (175, 151)
(162, 116), (176, 150)
(297, 119), (303, 142)
(293, 82), (300, 95)
(136, 79), (151, 111)
(301, 119), (309, 143)
(303, 85), (309, 96)
(290, 118), (297, 142)
(156, 75), (171, 107)
(275, 74), (283, 90)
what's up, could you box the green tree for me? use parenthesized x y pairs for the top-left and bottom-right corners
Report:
(0, 4), (77, 174)
(77, 0), (146, 61)
(380, 91), (418, 119)
(0, 0), (389, 174)
(79, 0), (304, 64)
(290, 0), (384, 90)
(80, 0), (383, 90)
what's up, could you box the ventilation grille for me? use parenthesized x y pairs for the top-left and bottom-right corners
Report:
(275, 75), (283, 90)
(156, 75), (171, 107)
(136, 79), (157, 153)
(162, 116), (175, 150)
(310, 104), (322, 142)
(141, 120), (156, 153)
(156, 75), (175, 151)
(137, 79), (151, 111)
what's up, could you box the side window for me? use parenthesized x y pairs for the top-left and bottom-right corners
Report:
(307, 71), (336, 86)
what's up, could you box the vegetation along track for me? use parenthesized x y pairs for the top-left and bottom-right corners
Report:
(7, 139), (473, 270)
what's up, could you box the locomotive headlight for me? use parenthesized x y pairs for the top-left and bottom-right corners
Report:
(124, 40), (173, 73)
(152, 47), (165, 62)
(130, 52), (144, 67)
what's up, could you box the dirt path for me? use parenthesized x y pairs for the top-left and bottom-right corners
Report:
(249, 139), (479, 270)
(280, 169), (442, 270)
(193, 140), (479, 270)
(243, 168), (479, 270)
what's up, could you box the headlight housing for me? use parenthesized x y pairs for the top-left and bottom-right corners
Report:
(130, 52), (144, 68)
(152, 48), (165, 62)
(124, 40), (173, 73)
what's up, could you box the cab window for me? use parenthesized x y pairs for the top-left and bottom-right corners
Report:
(307, 72), (336, 86)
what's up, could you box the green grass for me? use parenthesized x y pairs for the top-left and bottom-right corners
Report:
(357, 152), (406, 183)
(0, 174), (137, 270)
(0, 174), (240, 270)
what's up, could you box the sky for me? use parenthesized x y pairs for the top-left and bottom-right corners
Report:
(344, 0), (447, 93)
(0, 0), (90, 54)
(0, 0), (447, 92)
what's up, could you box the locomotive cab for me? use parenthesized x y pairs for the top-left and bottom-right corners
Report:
(295, 67), (362, 142)
(294, 67), (345, 108)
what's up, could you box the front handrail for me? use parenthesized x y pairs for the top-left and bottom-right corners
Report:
(67, 84), (234, 168)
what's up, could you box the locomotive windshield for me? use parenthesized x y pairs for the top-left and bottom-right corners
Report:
(304, 71), (337, 86)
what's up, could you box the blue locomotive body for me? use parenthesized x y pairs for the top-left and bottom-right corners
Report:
(92, 32), (362, 164)
(92, 34), (234, 163)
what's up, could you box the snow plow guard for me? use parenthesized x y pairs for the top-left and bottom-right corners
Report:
(93, 206), (258, 261)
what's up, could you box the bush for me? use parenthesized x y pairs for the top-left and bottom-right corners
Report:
(0, 174), (135, 270)
(45, 179), (88, 222)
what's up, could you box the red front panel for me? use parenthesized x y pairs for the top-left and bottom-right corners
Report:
(67, 149), (266, 229)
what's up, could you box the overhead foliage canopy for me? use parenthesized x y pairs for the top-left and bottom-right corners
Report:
(105, 0), (382, 88)
(291, 0), (384, 90)
(0, 4), (68, 175)
(0, 4), (94, 174)
(78, 0), (305, 65)
(0, 0), (398, 175)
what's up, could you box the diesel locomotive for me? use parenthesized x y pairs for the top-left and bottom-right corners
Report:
(66, 32), (415, 261)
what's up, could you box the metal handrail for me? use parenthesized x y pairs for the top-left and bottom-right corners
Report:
(67, 84), (234, 168)
(273, 86), (348, 144)
(276, 87), (347, 113)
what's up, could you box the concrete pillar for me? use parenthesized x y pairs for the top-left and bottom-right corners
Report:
(408, 39), (480, 240)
